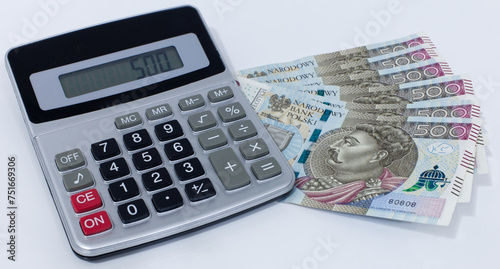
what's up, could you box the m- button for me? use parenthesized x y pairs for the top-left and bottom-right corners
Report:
(55, 149), (86, 172)
(115, 112), (143, 130)
(178, 94), (205, 111)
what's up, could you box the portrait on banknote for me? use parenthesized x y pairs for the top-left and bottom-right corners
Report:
(296, 122), (418, 205)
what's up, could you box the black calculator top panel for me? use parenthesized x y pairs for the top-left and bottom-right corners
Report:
(7, 6), (226, 124)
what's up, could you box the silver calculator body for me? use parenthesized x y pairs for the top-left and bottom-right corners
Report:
(5, 6), (294, 258)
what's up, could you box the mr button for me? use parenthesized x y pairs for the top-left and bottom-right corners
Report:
(55, 149), (86, 172)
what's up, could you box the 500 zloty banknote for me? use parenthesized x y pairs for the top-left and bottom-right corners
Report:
(250, 58), (453, 88)
(284, 116), (480, 225)
(337, 75), (487, 176)
(344, 96), (482, 203)
(313, 44), (439, 77)
(239, 33), (435, 78)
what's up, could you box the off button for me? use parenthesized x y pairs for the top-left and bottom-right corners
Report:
(55, 149), (86, 172)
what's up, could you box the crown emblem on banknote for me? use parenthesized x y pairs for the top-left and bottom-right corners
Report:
(403, 165), (450, 192)
(245, 71), (267, 78)
(269, 94), (291, 112)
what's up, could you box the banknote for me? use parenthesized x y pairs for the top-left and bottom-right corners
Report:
(338, 75), (474, 102)
(242, 44), (439, 79)
(288, 77), (482, 202)
(249, 58), (453, 88)
(242, 76), (486, 179)
(345, 96), (480, 119)
(270, 75), (484, 202)
(239, 77), (341, 165)
(240, 78), (346, 109)
(336, 74), (488, 177)
(313, 44), (440, 77)
(243, 74), (475, 104)
(238, 32), (435, 78)
(283, 116), (480, 225)
(344, 96), (482, 203)
(475, 132), (488, 174)
(238, 31), (487, 225)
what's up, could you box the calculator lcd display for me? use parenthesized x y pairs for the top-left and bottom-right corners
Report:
(59, 46), (184, 98)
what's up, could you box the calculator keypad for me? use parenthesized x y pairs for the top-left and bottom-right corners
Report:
(53, 85), (287, 239)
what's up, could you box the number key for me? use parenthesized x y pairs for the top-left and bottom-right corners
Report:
(174, 158), (204, 181)
(100, 158), (130, 181)
(108, 177), (140, 202)
(117, 199), (150, 224)
(132, 148), (162, 171)
(164, 138), (194, 161)
(141, 168), (173, 191)
(123, 129), (152, 151)
(91, 138), (120, 161)
(154, 120), (183, 141)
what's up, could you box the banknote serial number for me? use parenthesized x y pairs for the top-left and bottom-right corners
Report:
(388, 199), (416, 207)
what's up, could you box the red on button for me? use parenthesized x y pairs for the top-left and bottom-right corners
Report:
(71, 189), (102, 213)
(80, 211), (112, 236)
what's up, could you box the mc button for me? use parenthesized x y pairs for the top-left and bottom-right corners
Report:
(115, 112), (143, 130)
(55, 149), (86, 172)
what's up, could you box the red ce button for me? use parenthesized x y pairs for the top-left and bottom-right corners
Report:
(71, 189), (102, 213)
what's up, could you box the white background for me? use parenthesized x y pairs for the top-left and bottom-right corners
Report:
(1, 1), (499, 268)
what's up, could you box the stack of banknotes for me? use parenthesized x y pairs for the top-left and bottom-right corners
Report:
(237, 33), (487, 226)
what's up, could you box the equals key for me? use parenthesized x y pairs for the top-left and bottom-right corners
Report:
(251, 157), (282, 181)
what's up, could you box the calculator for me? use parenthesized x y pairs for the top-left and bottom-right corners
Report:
(5, 6), (294, 258)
